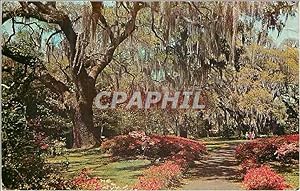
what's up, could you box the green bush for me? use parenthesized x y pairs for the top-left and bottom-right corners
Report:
(2, 101), (74, 189)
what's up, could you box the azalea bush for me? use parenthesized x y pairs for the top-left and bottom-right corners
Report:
(101, 135), (143, 157)
(101, 131), (207, 162)
(146, 135), (207, 161)
(237, 134), (298, 190)
(2, 101), (74, 190)
(243, 166), (289, 190)
(72, 168), (130, 190)
(240, 158), (261, 175)
(134, 160), (183, 190)
(102, 132), (207, 190)
(236, 134), (299, 163)
(275, 143), (299, 163)
(72, 169), (102, 190)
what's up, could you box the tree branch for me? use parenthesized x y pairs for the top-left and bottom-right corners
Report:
(3, 2), (77, 60)
(89, 2), (147, 80)
(151, 11), (165, 45)
(91, 2), (115, 43)
(2, 45), (69, 96)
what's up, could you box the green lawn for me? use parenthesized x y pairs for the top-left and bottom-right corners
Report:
(270, 162), (299, 189)
(201, 138), (248, 151)
(47, 148), (151, 187)
(282, 168), (299, 189)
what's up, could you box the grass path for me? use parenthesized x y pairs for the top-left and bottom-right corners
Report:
(180, 140), (244, 190)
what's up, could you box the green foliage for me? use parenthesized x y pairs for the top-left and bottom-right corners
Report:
(2, 99), (44, 189)
(2, 55), (73, 188)
(2, 81), (73, 189)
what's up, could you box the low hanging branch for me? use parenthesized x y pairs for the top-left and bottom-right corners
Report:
(2, 45), (69, 96)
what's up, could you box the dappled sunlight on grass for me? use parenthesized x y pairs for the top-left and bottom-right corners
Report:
(47, 149), (151, 187)
(202, 139), (248, 145)
(283, 168), (299, 189)
(200, 138), (248, 151)
(269, 162), (299, 189)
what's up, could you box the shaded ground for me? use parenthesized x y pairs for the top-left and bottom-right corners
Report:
(180, 140), (244, 190)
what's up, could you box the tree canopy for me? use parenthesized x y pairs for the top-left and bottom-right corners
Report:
(2, 1), (299, 146)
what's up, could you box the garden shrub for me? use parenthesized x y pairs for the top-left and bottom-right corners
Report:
(2, 102), (73, 190)
(102, 131), (207, 191)
(134, 160), (183, 190)
(235, 142), (258, 162)
(240, 158), (261, 175)
(72, 168), (131, 190)
(135, 177), (164, 190)
(72, 168), (102, 190)
(148, 135), (207, 160)
(283, 134), (299, 143)
(243, 166), (288, 190)
(101, 135), (144, 157)
(1, 61), (75, 189)
(101, 131), (207, 162)
(235, 134), (299, 163)
(101, 132), (206, 190)
(38, 166), (76, 190)
(275, 143), (299, 163)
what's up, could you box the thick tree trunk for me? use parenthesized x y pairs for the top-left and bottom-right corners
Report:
(70, 69), (101, 148)
(71, 100), (101, 148)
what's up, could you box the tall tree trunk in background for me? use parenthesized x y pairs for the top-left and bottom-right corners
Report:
(179, 115), (188, 138)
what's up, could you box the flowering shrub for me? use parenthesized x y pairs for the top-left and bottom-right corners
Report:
(243, 166), (289, 190)
(240, 158), (261, 175)
(101, 132), (207, 163)
(135, 177), (164, 190)
(101, 132), (207, 190)
(39, 168), (76, 190)
(283, 134), (299, 143)
(147, 135), (207, 160)
(100, 179), (129, 190)
(129, 130), (147, 139)
(236, 134), (299, 163)
(275, 143), (299, 163)
(236, 139), (280, 163)
(101, 135), (144, 157)
(134, 160), (183, 190)
(72, 169), (129, 190)
(169, 150), (193, 170)
(72, 169), (102, 190)
(2, 103), (74, 190)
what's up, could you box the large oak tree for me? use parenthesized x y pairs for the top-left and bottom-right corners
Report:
(2, 2), (147, 147)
